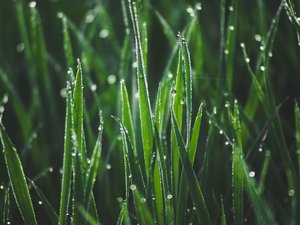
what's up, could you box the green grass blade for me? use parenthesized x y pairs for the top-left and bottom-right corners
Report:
(176, 104), (203, 225)
(171, 111), (212, 225)
(121, 80), (136, 150)
(129, 1), (154, 176)
(117, 202), (132, 225)
(30, 180), (58, 225)
(221, 196), (226, 225)
(224, 0), (238, 92)
(295, 102), (300, 176)
(61, 15), (75, 69)
(73, 59), (88, 169)
(0, 123), (37, 225)
(181, 39), (193, 143)
(58, 82), (73, 225)
(84, 111), (103, 210)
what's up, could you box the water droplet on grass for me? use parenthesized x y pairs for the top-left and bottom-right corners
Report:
(228, 25), (235, 31)
(240, 42), (245, 48)
(90, 84), (97, 92)
(140, 198), (146, 203)
(229, 6), (234, 11)
(107, 74), (117, 85)
(260, 66), (265, 71)
(195, 3), (202, 11)
(249, 171), (255, 177)
(106, 164), (112, 170)
(0, 185), (4, 190)
(29, 1), (36, 8)
(288, 189), (295, 197)
(0, 106), (4, 114)
(168, 73), (173, 79)
(130, 184), (136, 190)
(85, 14), (95, 23)
(245, 58), (250, 63)
(254, 34), (262, 42)
(99, 29), (109, 38)
(60, 88), (67, 98)
(38, 201), (43, 205)
(16, 43), (25, 53)
(219, 130), (223, 134)
(167, 194), (173, 200)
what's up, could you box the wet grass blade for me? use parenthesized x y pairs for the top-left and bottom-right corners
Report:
(30, 180), (58, 225)
(295, 102), (300, 176)
(0, 123), (37, 225)
(176, 104), (203, 225)
(171, 111), (212, 225)
(129, 1), (154, 176)
(224, 0), (238, 92)
(61, 15), (75, 69)
(84, 112), (103, 211)
(58, 82), (73, 225)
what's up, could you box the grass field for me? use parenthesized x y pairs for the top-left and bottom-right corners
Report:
(1, 0), (300, 224)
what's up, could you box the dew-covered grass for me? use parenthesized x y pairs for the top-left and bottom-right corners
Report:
(0, 0), (300, 224)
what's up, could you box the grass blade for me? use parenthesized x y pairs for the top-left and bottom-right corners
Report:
(30, 180), (58, 225)
(171, 111), (212, 225)
(58, 82), (73, 225)
(0, 123), (37, 225)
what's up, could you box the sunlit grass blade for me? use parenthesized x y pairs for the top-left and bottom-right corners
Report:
(0, 123), (37, 225)
(171, 111), (212, 225)
(30, 180), (58, 225)
(1, 187), (10, 225)
(58, 82), (73, 225)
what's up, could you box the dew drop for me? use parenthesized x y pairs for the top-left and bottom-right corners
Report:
(60, 88), (67, 98)
(99, 29), (109, 38)
(240, 42), (245, 48)
(29, 1), (36, 8)
(195, 3), (202, 11)
(106, 164), (112, 170)
(128, 174), (132, 178)
(260, 66), (265, 72)
(2, 94), (8, 104)
(168, 73), (173, 79)
(16, 43), (25, 53)
(179, 98), (185, 105)
(0, 106), (4, 114)
(85, 14), (95, 23)
(140, 198), (146, 203)
(71, 152), (76, 157)
(219, 130), (223, 135)
(254, 34), (262, 42)
(132, 61), (138, 68)
(288, 189), (295, 197)
(117, 197), (123, 203)
(167, 194), (173, 200)
(225, 141), (229, 146)
(57, 12), (63, 19)
(260, 45), (265, 51)
(229, 6), (234, 11)
(90, 84), (97, 92)
(268, 52), (273, 58)
(245, 58), (250, 63)
(0, 185), (4, 190)
(228, 25), (235, 31)
(249, 171), (255, 177)
(130, 184), (136, 190)
(134, 92), (139, 99)
(38, 201), (43, 205)
(213, 106), (217, 115)
(224, 49), (229, 55)
(49, 167), (53, 172)
(107, 74), (117, 85)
